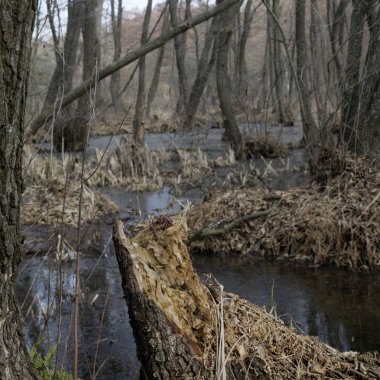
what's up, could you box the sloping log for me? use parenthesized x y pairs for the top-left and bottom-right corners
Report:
(113, 216), (380, 380)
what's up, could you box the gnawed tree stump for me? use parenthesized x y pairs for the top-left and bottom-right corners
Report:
(113, 216), (380, 380)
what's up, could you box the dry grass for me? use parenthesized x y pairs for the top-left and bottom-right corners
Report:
(244, 133), (289, 158)
(188, 149), (380, 270)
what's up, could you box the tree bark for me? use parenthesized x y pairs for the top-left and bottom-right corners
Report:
(0, 0), (41, 379)
(169, 0), (190, 116)
(41, 0), (83, 118)
(272, 0), (286, 123)
(113, 219), (213, 379)
(29, 0), (240, 136)
(133, 0), (153, 144)
(216, 0), (243, 156)
(77, 0), (102, 119)
(342, 1), (380, 154)
(110, 0), (123, 112)
(295, 0), (319, 157)
(146, 7), (170, 118)
(183, 14), (220, 129)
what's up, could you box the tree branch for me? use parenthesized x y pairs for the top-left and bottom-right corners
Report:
(189, 207), (276, 242)
(28, 0), (240, 136)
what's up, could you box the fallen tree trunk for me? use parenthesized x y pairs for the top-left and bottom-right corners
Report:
(113, 216), (380, 379)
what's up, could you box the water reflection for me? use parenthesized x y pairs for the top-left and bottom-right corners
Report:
(193, 255), (380, 352)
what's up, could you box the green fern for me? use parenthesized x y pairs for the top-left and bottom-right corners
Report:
(29, 338), (78, 380)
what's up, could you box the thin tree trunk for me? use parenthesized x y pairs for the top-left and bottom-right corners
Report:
(341, 0), (366, 150)
(110, 0), (123, 111)
(295, 0), (319, 156)
(133, 0), (153, 144)
(29, 0), (241, 135)
(146, 6), (170, 118)
(0, 0), (41, 378)
(236, 0), (255, 106)
(169, 0), (190, 116)
(216, 0), (243, 156)
(183, 15), (220, 129)
(272, 0), (286, 123)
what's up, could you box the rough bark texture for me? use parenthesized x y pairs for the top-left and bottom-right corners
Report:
(0, 1), (40, 379)
(133, 0), (153, 144)
(216, 0), (243, 156)
(113, 219), (213, 379)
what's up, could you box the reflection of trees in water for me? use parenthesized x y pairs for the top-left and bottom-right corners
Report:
(300, 268), (380, 352)
(16, 255), (138, 378)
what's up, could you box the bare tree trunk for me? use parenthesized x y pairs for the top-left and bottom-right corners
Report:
(146, 6), (170, 118)
(216, 0), (243, 156)
(133, 0), (153, 144)
(110, 0), (123, 111)
(272, 0), (286, 123)
(342, 1), (380, 154)
(29, 0), (241, 135)
(295, 0), (319, 155)
(235, 0), (255, 107)
(183, 15), (220, 129)
(329, 0), (349, 91)
(77, 0), (101, 119)
(0, 0), (41, 379)
(169, 0), (190, 116)
(41, 0), (83, 118)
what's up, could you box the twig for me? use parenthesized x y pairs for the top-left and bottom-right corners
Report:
(189, 207), (276, 242)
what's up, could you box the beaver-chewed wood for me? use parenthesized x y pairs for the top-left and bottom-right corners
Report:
(113, 216), (380, 380)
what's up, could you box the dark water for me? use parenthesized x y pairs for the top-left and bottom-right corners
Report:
(18, 127), (380, 379)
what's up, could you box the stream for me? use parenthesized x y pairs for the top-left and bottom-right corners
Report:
(17, 126), (380, 379)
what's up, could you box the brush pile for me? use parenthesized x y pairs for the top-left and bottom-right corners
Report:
(245, 133), (289, 158)
(114, 216), (380, 379)
(188, 148), (380, 270)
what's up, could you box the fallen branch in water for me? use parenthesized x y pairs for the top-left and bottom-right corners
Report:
(189, 207), (276, 242)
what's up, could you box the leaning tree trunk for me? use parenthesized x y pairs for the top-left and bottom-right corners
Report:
(133, 0), (153, 144)
(216, 0), (243, 157)
(0, 1), (40, 379)
(113, 218), (214, 379)
(182, 15), (219, 129)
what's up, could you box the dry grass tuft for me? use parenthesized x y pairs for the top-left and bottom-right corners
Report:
(188, 149), (380, 270)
